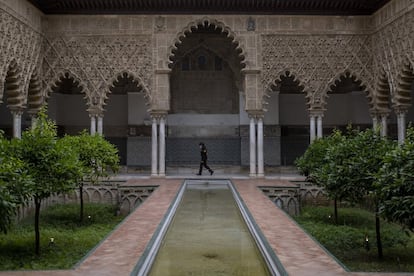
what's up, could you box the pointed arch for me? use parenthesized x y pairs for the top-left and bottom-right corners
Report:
(263, 70), (307, 109)
(168, 17), (247, 69)
(107, 70), (151, 106)
(2, 59), (25, 109)
(27, 69), (44, 115)
(324, 70), (372, 109)
(46, 70), (87, 98)
(375, 69), (392, 112)
(394, 61), (414, 108)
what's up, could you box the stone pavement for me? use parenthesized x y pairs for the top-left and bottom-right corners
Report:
(1, 176), (413, 276)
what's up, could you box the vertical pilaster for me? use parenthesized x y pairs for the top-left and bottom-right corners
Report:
(159, 115), (166, 177)
(249, 115), (257, 177)
(151, 116), (158, 177)
(257, 115), (264, 178)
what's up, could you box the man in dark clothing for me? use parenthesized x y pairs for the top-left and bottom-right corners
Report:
(197, 142), (214, 175)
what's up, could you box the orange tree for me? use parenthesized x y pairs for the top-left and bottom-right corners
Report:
(12, 110), (82, 255)
(60, 131), (119, 222)
(0, 131), (32, 233)
(377, 127), (414, 234)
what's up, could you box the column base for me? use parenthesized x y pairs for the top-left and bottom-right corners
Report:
(151, 173), (166, 178)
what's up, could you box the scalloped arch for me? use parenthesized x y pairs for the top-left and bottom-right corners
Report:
(167, 17), (247, 69)
(263, 69), (308, 109)
(27, 69), (44, 112)
(2, 58), (24, 108)
(107, 70), (151, 106)
(324, 70), (374, 109)
(46, 70), (88, 97)
(374, 69), (392, 112)
(393, 61), (414, 109)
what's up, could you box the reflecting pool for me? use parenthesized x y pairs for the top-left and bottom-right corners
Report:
(148, 181), (270, 276)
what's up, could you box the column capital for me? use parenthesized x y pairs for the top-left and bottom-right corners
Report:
(309, 109), (325, 117)
(26, 108), (40, 117)
(10, 108), (24, 116)
(150, 110), (168, 119)
(393, 106), (409, 115)
(247, 110), (264, 119)
(371, 108), (391, 117)
(88, 106), (103, 117)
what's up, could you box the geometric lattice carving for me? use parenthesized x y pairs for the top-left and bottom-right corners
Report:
(373, 8), (414, 110)
(42, 35), (152, 111)
(262, 34), (374, 110)
(0, 10), (42, 107)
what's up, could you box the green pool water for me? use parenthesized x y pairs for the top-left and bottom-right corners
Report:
(149, 182), (270, 276)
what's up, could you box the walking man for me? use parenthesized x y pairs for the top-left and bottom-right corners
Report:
(197, 142), (214, 176)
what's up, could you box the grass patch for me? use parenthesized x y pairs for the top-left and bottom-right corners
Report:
(0, 203), (126, 270)
(293, 206), (414, 272)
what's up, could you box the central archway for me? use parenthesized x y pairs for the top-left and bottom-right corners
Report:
(166, 21), (246, 167)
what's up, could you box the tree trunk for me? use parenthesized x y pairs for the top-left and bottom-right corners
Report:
(79, 184), (84, 222)
(34, 197), (41, 255)
(334, 197), (338, 225)
(375, 205), (383, 259)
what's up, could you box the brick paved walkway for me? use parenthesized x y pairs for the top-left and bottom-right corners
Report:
(1, 177), (413, 276)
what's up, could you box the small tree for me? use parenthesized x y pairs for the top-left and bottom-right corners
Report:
(310, 130), (358, 224)
(0, 132), (32, 233)
(295, 136), (333, 180)
(343, 128), (395, 259)
(60, 131), (119, 222)
(377, 127), (414, 233)
(13, 109), (82, 255)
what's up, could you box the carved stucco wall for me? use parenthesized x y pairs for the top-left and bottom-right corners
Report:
(41, 33), (152, 114)
(261, 34), (374, 112)
(0, 0), (413, 119)
(372, 4), (414, 113)
(0, 1), (43, 112)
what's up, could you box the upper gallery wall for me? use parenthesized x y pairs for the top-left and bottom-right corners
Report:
(0, 0), (413, 115)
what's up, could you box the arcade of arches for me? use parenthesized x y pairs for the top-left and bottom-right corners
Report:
(1, 0), (414, 177)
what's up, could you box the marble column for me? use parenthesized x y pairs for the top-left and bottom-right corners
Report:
(257, 116), (264, 178)
(372, 115), (379, 131)
(397, 111), (406, 144)
(151, 117), (158, 176)
(97, 115), (103, 135)
(30, 116), (38, 129)
(90, 116), (96, 135)
(381, 114), (388, 138)
(12, 110), (22, 139)
(159, 115), (166, 177)
(317, 115), (323, 139)
(249, 116), (257, 177)
(309, 115), (316, 143)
